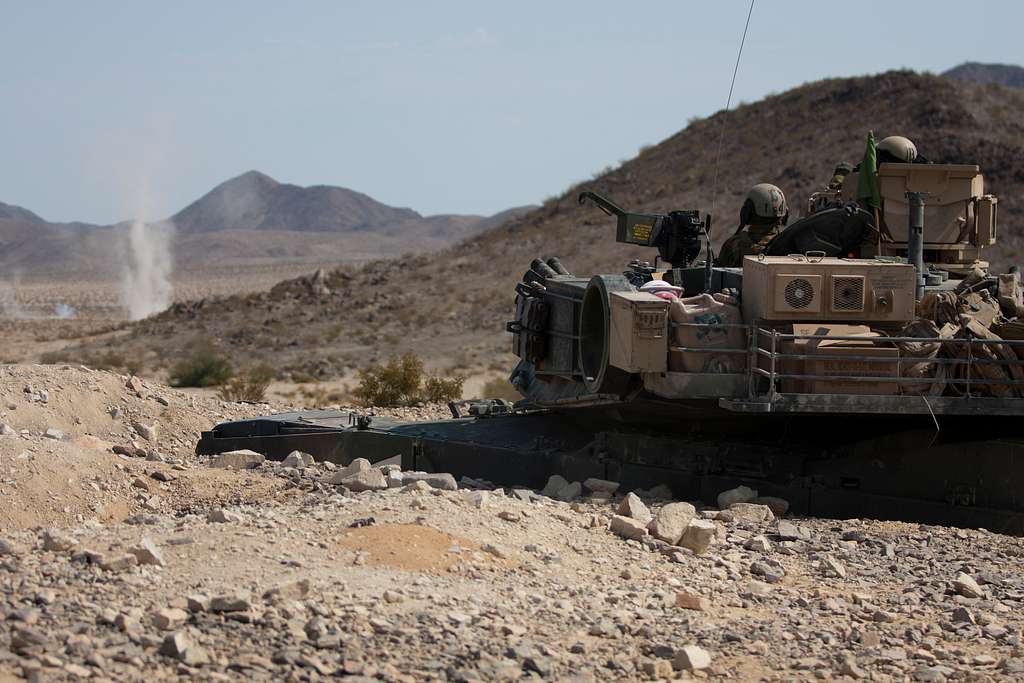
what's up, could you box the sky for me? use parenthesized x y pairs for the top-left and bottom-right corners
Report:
(1, 0), (1022, 224)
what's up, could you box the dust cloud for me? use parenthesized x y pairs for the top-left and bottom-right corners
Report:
(120, 218), (174, 320)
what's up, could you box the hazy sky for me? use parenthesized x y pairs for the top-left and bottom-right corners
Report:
(2, 1), (1022, 224)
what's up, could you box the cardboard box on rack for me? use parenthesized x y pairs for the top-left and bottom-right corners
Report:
(775, 324), (873, 394)
(808, 334), (900, 395)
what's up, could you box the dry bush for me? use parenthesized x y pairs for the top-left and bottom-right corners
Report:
(169, 347), (233, 387)
(422, 375), (465, 403)
(218, 365), (275, 402)
(353, 353), (425, 407)
(353, 353), (464, 406)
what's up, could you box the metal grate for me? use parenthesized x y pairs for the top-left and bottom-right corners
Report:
(832, 276), (865, 311)
(783, 278), (816, 309)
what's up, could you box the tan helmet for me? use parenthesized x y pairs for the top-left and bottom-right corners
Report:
(877, 135), (918, 163)
(740, 183), (788, 226)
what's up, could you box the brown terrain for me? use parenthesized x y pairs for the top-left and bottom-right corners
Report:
(2, 365), (1024, 681)
(3, 66), (1024, 682)
(30, 70), (1023, 388)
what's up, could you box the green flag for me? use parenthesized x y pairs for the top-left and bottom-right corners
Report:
(856, 130), (881, 210)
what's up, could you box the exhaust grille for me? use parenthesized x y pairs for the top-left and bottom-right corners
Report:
(783, 278), (816, 309)
(832, 276), (865, 312)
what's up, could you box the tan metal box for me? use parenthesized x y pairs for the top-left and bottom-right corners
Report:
(608, 291), (668, 373)
(742, 255), (916, 323)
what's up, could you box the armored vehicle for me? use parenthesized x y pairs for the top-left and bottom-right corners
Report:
(198, 147), (1024, 532)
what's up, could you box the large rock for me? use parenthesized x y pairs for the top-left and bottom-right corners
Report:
(41, 529), (77, 552)
(751, 558), (786, 583)
(583, 478), (620, 494)
(281, 451), (314, 468)
(555, 481), (582, 502)
(777, 520), (812, 542)
(755, 496), (790, 517)
(675, 645), (712, 671)
(609, 515), (648, 541)
(132, 420), (158, 442)
(324, 457), (371, 484)
(341, 468), (388, 492)
(728, 502), (775, 524)
(541, 475), (569, 497)
(210, 449), (265, 470)
(399, 471), (458, 491)
(678, 519), (716, 555)
(617, 492), (653, 523)
(129, 537), (165, 567)
(160, 631), (210, 666)
(649, 502), (696, 544)
(717, 485), (757, 510)
(953, 572), (985, 599)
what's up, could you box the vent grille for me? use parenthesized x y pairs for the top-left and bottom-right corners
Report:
(783, 278), (816, 309)
(832, 276), (865, 311)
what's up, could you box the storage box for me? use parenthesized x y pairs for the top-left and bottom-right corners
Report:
(608, 291), (669, 373)
(808, 336), (900, 395)
(775, 324), (871, 393)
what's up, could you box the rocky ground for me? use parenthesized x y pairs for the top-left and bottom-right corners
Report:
(2, 365), (1024, 681)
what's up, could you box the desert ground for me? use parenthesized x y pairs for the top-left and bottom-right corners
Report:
(0, 363), (1023, 682)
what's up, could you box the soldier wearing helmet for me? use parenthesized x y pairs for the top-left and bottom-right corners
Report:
(875, 135), (929, 165)
(717, 183), (789, 267)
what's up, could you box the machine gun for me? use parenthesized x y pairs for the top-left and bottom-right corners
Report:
(578, 191), (711, 270)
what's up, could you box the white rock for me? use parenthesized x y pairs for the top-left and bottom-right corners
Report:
(281, 451), (314, 468)
(130, 537), (165, 567)
(954, 572), (985, 599)
(210, 449), (264, 470)
(398, 471), (458, 491)
(616, 492), (652, 523)
(132, 420), (158, 442)
(0, 423), (14, 436)
(717, 485), (757, 509)
(609, 515), (648, 540)
(43, 428), (64, 441)
(678, 519), (717, 555)
(649, 502), (696, 544)
(675, 645), (712, 671)
(207, 508), (244, 524)
(341, 468), (388, 492)
(728, 502), (775, 524)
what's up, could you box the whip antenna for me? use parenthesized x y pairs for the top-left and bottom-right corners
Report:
(709, 0), (756, 221)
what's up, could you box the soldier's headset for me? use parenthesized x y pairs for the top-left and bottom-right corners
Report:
(736, 198), (789, 235)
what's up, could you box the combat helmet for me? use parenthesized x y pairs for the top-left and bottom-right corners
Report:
(740, 183), (789, 226)
(877, 135), (918, 163)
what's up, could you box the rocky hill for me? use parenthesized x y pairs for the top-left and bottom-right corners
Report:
(943, 62), (1024, 88)
(61, 70), (1024, 380)
(0, 172), (533, 276)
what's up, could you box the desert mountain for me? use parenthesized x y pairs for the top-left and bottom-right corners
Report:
(0, 173), (534, 276)
(66, 71), (1024, 379)
(943, 62), (1024, 88)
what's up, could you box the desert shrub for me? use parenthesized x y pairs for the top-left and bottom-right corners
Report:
(218, 365), (275, 402)
(353, 353), (425, 407)
(169, 348), (233, 387)
(480, 377), (522, 401)
(422, 374), (465, 403)
(353, 353), (465, 407)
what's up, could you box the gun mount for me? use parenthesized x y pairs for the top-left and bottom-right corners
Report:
(577, 191), (711, 270)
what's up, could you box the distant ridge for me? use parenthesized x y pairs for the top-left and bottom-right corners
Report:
(0, 172), (535, 275)
(943, 62), (1024, 88)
